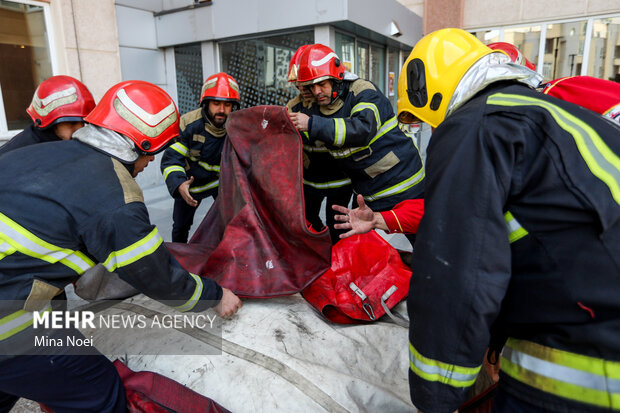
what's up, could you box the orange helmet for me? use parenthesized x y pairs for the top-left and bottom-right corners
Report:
(487, 42), (536, 71)
(296, 44), (345, 86)
(288, 45), (310, 82)
(200, 72), (240, 106)
(85, 80), (179, 155)
(26, 75), (95, 129)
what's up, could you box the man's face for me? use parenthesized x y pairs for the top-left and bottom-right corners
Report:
(309, 80), (333, 106)
(207, 100), (233, 127)
(297, 85), (314, 103)
(53, 121), (84, 140)
(132, 154), (155, 177)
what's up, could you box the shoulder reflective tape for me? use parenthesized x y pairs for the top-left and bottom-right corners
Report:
(31, 86), (78, 117)
(0, 213), (94, 274)
(363, 166), (425, 203)
(302, 178), (351, 189)
(329, 116), (398, 159)
(102, 227), (163, 272)
(351, 102), (380, 132)
(488, 93), (620, 205)
(0, 306), (51, 341)
(169, 142), (188, 157)
(189, 180), (219, 194)
(409, 342), (481, 388)
(502, 338), (620, 409)
(198, 161), (220, 172)
(163, 165), (186, 181)
(504, 211), (528, 243)
(174, 273), (204, 312)
(333, 118), (347, 147)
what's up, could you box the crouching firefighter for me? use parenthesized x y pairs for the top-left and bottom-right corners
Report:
(0, 80), (241, 413)
(0, 75), (95, 156)
(161, 72), (240, 242)
(398, 28), (620, 413)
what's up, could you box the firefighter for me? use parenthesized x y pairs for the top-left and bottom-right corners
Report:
(286, 44), (353, 243)
(398, 28), (620, 412)
(160, 72), (240, 243)
(0, 75), (95, 155)
(288, 44), (425, 246)
(0, 80), (241, 412)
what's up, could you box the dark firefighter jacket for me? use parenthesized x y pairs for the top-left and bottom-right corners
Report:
(0, 123), (59, 156)
(307, 79), (424, 211)
(0, 140), (222, 357)
(160, 107), (226, 201)
(408, 81), (620, 413)
(287, 95), (351, 192)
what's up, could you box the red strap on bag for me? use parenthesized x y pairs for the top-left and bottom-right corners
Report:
(302, 232), (412, 324)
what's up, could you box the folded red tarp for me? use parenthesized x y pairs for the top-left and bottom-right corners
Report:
(302, 232), (412, 324)
(167, 106), (332, 298)
(113, 360), (230, 413)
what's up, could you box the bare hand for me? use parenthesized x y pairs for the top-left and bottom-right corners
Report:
(178, 177), (198, 207)
(289, 112), (310, 132)
(214, 288), (242, 318)
(332, 194), (380, 238)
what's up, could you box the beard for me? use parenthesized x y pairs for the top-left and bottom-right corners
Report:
(208, 111), (227, 127)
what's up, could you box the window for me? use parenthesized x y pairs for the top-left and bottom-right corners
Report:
(589, 17), (620, 81)
(0, 0), (54, 135)
(504, 26), (541, 69)
(219, 30), (314, 108)
(174, 43), (202, 116)
(335, 31), (388, 94)
(543, 21), (587, 80)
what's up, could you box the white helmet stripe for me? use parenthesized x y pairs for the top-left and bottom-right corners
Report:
(117, 88), (175, 126)
(35, 86), (77, 107)
(311, 52), (338, 67)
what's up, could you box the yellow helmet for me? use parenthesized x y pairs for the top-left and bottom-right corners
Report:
(397, 28), (493, 128)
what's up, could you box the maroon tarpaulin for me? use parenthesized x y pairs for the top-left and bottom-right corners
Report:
(113, 360), (230, 413)
(167, 106), (332, 298)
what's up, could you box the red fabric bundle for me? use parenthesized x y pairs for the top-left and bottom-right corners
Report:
(167, 106), (332, 298)
(302, 231), (412, 324)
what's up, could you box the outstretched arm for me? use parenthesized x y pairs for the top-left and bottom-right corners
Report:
(332, 194), (388, 238)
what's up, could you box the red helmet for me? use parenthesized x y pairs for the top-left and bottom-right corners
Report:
(487, 42), (537, 71)
(85, 80), (179, 155)
(288, 44), (310, 82)
(200, 72), (240, 106)
(296, 44), (345, 86)
(26, 75), (95, 129)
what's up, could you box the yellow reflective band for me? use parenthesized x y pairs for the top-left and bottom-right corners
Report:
(501, 338), (620, 409)
(330, 116), (398, 159)
(102, 227), (163, 272)
(363, 165), (425, 203)
(198, 161), (220, 172)
(174, 273), (204, 312)
(488, 93), (620, 205)
(333, 118), (346, 147)
(0, 212), (95, 274)
(170, 142), (189, 157)
(302, 178), (352, 189)
(0, 306), (51, 341)
(0, 241), (16, 261)
(163, 165), (186, 181)
(504, 211), (528, 243)
(189, 180), (219, 193)
(409, 342), (481, 388)
(351, 102), (380, 132)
